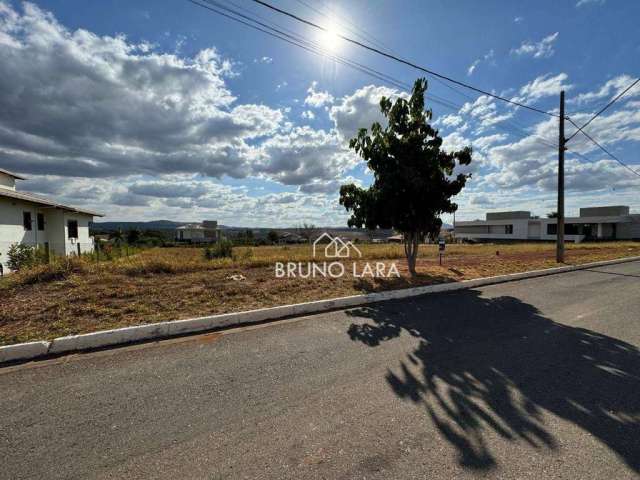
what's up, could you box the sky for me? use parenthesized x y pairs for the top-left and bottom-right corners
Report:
(0, 0), (639, 226)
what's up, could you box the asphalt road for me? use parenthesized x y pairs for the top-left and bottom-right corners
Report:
(1, 261), (639, 479)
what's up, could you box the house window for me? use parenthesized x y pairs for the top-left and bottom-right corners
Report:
(23, 212), (32, 231)
(547, 224), (557, 235)
(37, 213), (45, 231)
(67, 220), (78, 239)
(505, 225), (514, 234)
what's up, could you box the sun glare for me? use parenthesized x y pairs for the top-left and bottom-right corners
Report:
(320, 23), (341, 52)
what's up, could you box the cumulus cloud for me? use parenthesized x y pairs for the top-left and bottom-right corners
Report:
(129, 181), (208, 198)
(330, 84), (407, 142)
(301, 110), (315, 120)
(571, 74), (639, 105)
(0, 2), (285, 181)
(459, 95), (514, 132)
(437, 114), (464, 128)
(480, 111), (640, 193)
(304, 81), (334, 108)
(254, 126), (357, 185)
(110, 191), (151, 207)
(511, 73), (573, 104)
(511, 32), (558, 59)
(0, 2), (365, 201)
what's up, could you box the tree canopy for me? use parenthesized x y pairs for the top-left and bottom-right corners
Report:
(339, 78), (472, 275)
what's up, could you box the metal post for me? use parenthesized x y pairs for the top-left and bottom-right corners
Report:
(557, 90), (565, 263)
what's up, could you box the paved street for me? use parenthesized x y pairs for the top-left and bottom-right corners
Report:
(1, 261), (639, 479)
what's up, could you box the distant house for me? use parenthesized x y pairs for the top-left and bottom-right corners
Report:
(175, 220), (220, 243)
(0, 168), (103, 271)
(455, 206), (640, 242)
(278, 232), (306, 244)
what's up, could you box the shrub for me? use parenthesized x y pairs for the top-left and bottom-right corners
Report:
(122, 259), (179, 276)
(204, 240), (233, 260)
(10, 256), (85, 285)
(7, 244), (35, 271)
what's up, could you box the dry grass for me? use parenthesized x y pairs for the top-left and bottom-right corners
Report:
(1, 241), (638, 346)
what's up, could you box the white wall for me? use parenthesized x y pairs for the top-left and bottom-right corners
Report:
(0, 173), (16, 190)
(177, 229), (206, 241)
(0, 196), (29, 271)
(0, 197), (95, 271)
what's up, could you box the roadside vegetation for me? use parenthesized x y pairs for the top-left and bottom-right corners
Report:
(1, 241), (638, 346)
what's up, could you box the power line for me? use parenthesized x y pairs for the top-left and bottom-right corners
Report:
(566, 118), (640, 178)
(190, 0), (408, 92)
(249, 0), (559, 117)
(292, 0), (485, 109)
(566, 77), (640, 142)
(291, 0), (394, 55)
(188, 0), (557, 151)
(191, 1), (463, 111)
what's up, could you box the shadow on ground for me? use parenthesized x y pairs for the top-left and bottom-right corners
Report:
(353, 272), (452, 293)
(346, 290), (640, 471)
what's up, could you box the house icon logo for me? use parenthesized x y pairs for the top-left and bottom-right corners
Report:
(313, 232), (362, 259)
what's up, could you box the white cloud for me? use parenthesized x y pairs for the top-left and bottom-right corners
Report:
(304, 81), (335, 108)
(511, 32), (558, 59)
(255, 56), (273, 64)
(571, 74), (639, 105)
(330, 84), (407, 142)
(467, 49), (494, 76)
(576, 0), (605, 7)
(254, 126), (358, 186)
(467, 60), (480, 76)
(514, 16), (524, 23)
(0, 2), (360, 193)
(459, 95), (514, 132)
(438, 114), (463, 128)
(301, 110), (315, 120)
(0, 2), (289, 181)
(512, 73), (573, 104)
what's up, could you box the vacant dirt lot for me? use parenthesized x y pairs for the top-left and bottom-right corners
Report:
(1, 242), (638, 345)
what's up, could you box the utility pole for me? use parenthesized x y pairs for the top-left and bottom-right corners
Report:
(556, 90), (566, 263)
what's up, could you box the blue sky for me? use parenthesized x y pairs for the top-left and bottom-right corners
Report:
(1, 0), (639, 226)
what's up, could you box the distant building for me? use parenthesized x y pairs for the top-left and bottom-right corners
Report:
(455, 206), (640, 242)
(175, 220), (220, 243)
(278, 232), (306, 244)
(0, 168), (103, 271)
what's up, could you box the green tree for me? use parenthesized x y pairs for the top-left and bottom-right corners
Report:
(547, 211), (559, 218)
(126, 228), (141, 245)
(296, 222), (318, 243)
(339, 78), (472, 276)
(267, 230), (279, 244)
(109, 228), (124, 246)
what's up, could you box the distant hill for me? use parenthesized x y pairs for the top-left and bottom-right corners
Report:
(91, 220), (189, 231)
(91, 220), (453, 234)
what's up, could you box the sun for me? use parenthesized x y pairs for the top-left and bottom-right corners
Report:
(319, 23), (341, 52)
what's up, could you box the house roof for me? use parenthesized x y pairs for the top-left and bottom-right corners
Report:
(0, 167), (27, 180)
(0, 188), (103, 217)
(176, 224), (205, 230)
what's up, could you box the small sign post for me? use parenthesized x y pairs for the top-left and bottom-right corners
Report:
(438, 239), (446, 265)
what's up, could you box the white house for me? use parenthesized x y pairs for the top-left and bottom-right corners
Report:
(455, 206), (640, 243)
(175, 220), (220, 243)
(0, 168), (103, 271)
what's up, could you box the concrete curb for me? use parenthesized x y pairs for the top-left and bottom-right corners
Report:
(1, 255), (639, 364)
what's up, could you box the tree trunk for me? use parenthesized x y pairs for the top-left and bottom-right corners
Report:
(403, 232), (420, 277)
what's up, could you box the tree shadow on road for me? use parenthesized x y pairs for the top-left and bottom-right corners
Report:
(345, 290), (640, 471)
